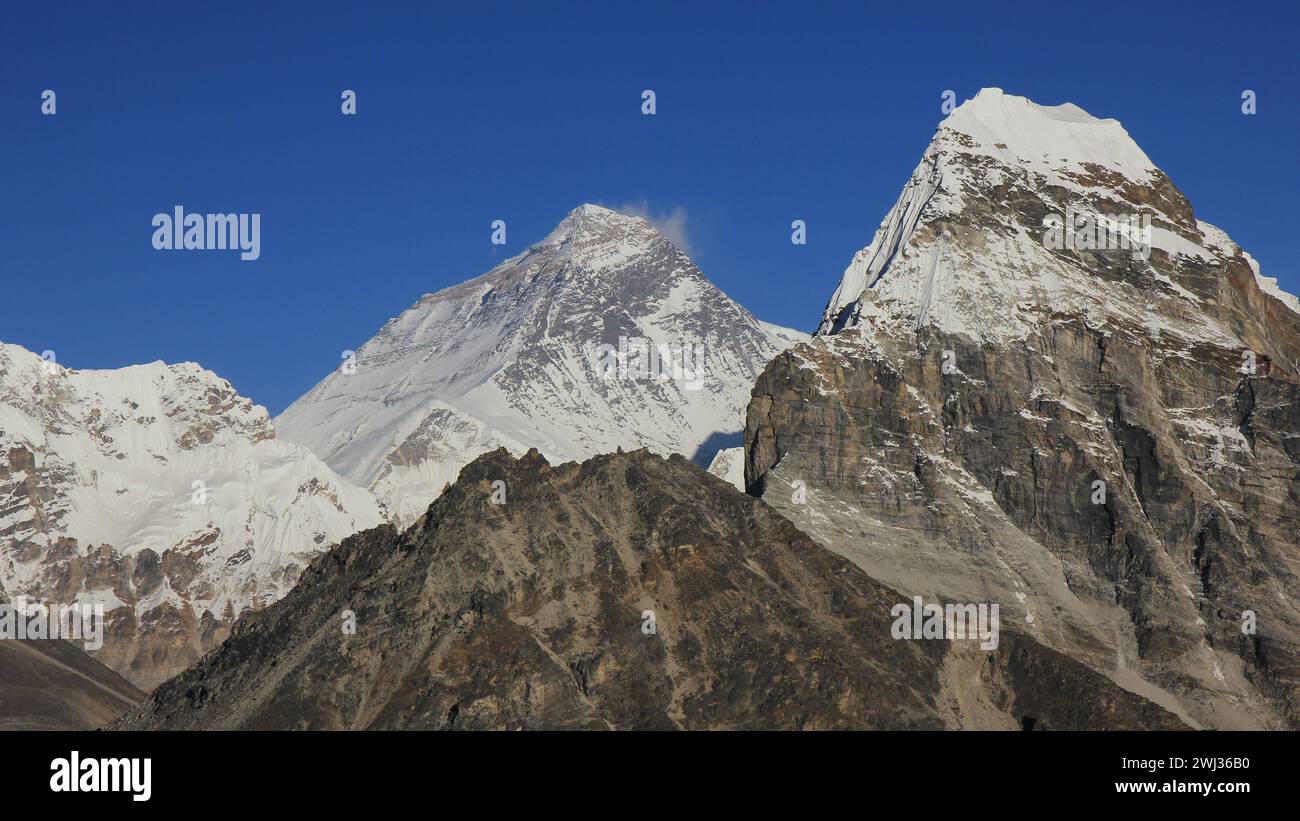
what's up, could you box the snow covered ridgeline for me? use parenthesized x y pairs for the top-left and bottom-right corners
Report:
(0, 340), (382, 688)
(276, 204), (807, 526)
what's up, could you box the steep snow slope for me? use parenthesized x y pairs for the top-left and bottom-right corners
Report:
(706, 446), (745, 490)
(748, 88), (1300, 729)
(278, 204), (806, 524)
(819, 87), (1296, 349)
(0, 342), (383, 688)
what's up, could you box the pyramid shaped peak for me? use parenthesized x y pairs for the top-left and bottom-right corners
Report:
(568, 202), (622, 218)
(540, 203), (660, 248)
(565, 202), (651, 228)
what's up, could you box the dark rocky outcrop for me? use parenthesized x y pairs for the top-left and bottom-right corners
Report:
(115, 449), (1184, 730)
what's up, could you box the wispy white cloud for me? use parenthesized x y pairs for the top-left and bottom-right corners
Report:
(615, 202), (692, 255)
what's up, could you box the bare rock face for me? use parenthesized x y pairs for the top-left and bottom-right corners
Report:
(745, 89), (1300, 729)
(116, 448), (1184, 730)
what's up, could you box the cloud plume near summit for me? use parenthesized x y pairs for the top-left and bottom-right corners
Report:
(615, 201), (692, 255)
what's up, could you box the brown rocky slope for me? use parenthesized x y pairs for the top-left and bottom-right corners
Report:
(116, 449), (1185, 730)
(0, 636), (143, 730)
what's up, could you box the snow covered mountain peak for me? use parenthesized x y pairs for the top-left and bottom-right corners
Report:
(277, 204), (806, 525)
(818, 89), (1298, 351)
(940, 88), (1156, 180)
(754, 91), (1300, 730)
(0, 340), (383, 688)
(0, 342), (276, 449)
(545, 202), (649, 239)
(530, 203), (669, 274)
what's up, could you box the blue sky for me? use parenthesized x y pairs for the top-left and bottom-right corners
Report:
(3, 1), (1296, 415)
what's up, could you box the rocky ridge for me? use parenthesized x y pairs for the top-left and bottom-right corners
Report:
(745, 89), (1300, 729)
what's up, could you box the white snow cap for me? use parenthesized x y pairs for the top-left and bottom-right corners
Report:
(817, 88), (1298, 344)
(538, 203), (650, 246)
(0, 339), (384, 621)
(942, 87), (1156, 179)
